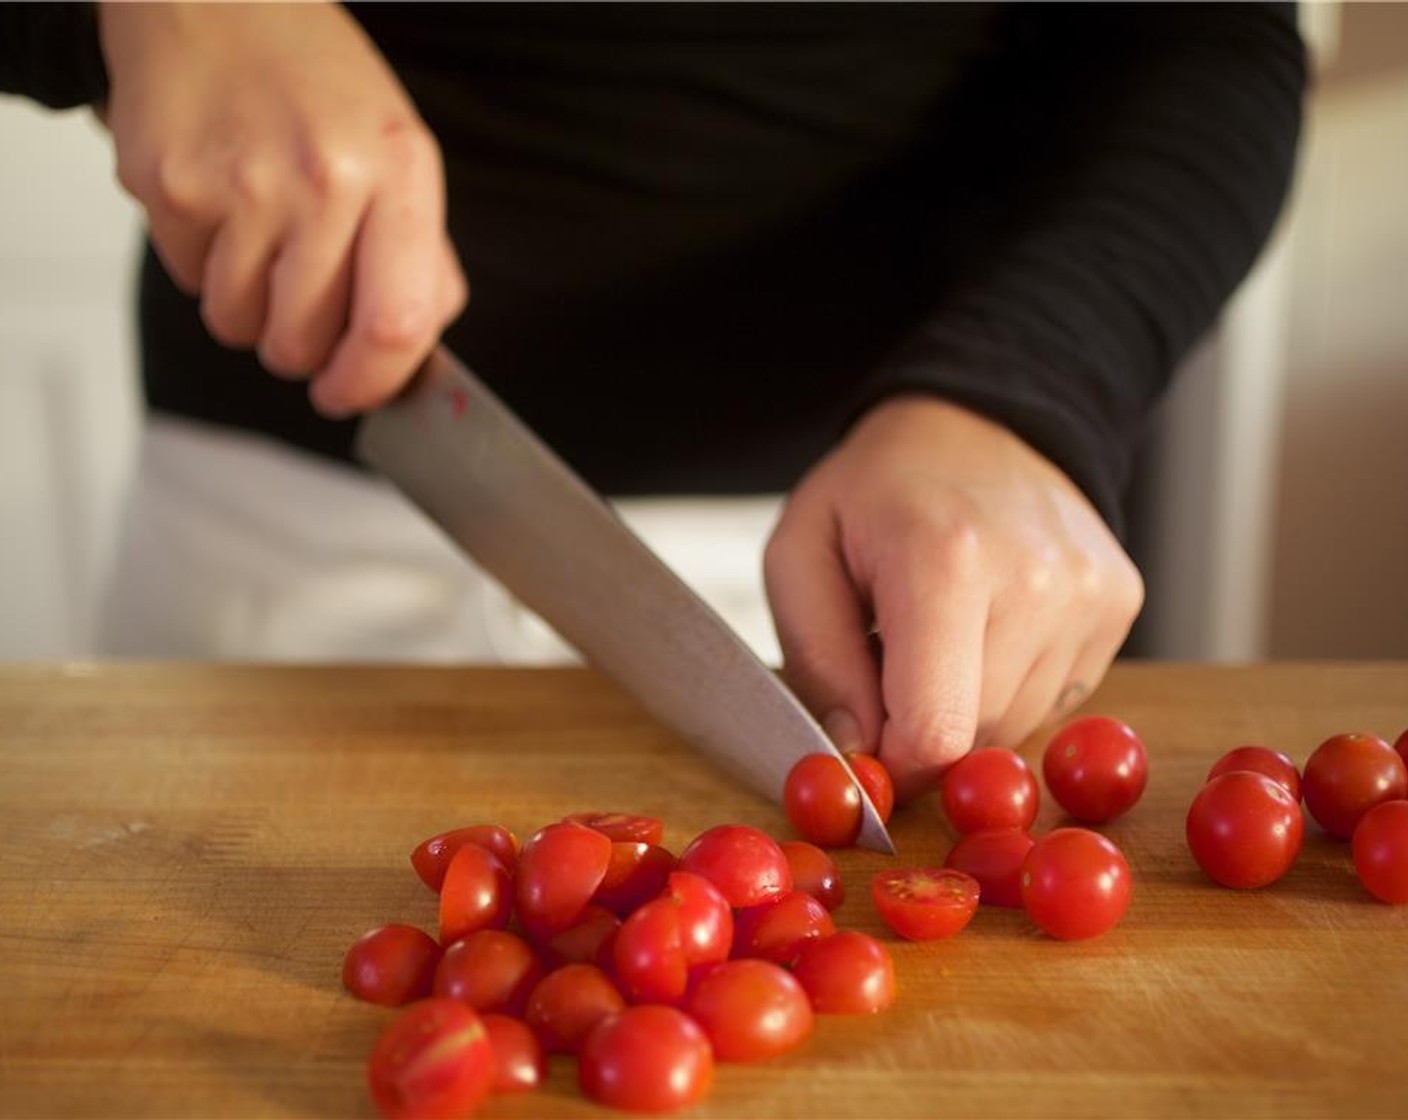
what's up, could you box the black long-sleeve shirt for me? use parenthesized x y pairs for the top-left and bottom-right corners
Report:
(1, 3), (1306, 533)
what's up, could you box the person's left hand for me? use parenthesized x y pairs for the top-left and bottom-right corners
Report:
(763, 395), (1144, 802)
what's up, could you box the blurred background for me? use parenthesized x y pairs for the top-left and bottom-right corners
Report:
(0, 2), (1404, 663)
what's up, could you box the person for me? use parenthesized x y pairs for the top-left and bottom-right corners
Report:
(1, 3), (1305, 799)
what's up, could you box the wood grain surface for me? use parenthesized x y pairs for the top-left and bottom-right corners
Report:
(1, 662), (1406, 1119)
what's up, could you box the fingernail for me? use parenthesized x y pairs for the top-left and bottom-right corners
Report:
(823, 709), (863, 755)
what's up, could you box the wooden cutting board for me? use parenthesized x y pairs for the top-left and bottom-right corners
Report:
(1, 663), (1406, 1118)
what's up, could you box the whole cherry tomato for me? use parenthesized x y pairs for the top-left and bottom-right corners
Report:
(432, 929), (543, 1017)
(366, 998), (494, 1120)
(686, 959), (814, 1062)
(676, 825), (792, 908)
(578, 1005), (714, 1113)
(791, 931), (895, 1015)
(779, 840), (844, 911)
(846, 752), (895, 824)
(871, 868), (980, 941)
(1186, 771), (1304, 889)
(663, 871), (734, 967)
(342, 924), (441, 1007)
(515, 821), (613, 936)
(592, 842), (676, 915)
(732, 890), (835, 965)
(941, 747), (1040, 834)
(523, 963), (626, 1054)
(942, 828), (1035, 909)
(480, 1013), (546, 1094)
(1302, 732), (1408, 839)
(538, 904), (621, 971)
(1021, 828), (1131, 940)
(1351, 799), (1408, 904)
(783, 754), (863, 848)
(411, 824), (519, 890)
(563, 811), (666, 847)
(438, 843), (512, 945)
(1207, 745), (1302, 802)
(1042, 715), (1149, 824)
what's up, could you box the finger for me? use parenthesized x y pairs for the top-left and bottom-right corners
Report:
(147, 212), (216, 297)
(440, 236), (470, 323)
(258, 203), (361, 378)
(764, 506), (884, 758)
(985, 647), (1079, 752)
(200, 212), (280, 349)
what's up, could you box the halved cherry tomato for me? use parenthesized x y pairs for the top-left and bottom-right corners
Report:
(942, 828), (1034, 909)
(480, 1013), (546, 1094)
(1021, 828), (1131, 940)
(783, 754), (863, 848)
(686, 959), (813, 1062)
(1042, 716), (1149, 824)
(438, 843), (512, 945)
(342, 924), (441, 1007)
(578, 1005), (714, 1113)
(1207, 745), (1302, 801)
(432, 929), (543, 1017)
(411, 824), (519, 890)
(780, 840), (845, 911)
(732, 891), (835, 965)
(538, 904), (621, 971)
(846, 752), (895, 824)
(942, 748), (1039, 834)
(613, 896), (689, 1004)
(1351, 799), (1408, 904)
(563, 811), (665, 847)
(523, 963), (626, 1055)
(1187, 771), (1304, 889)
(367, 997), (494, 1120)
(592, 842), (676, 915)
(1302, 732), (1408, 839)
(871, 868), (980, 941)
(791, 931), (895, 1015)
(515, 821), (613, 936)
(676, 825), (792, 908)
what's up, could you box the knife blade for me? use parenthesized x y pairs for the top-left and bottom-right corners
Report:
(356, 346), (894, 853)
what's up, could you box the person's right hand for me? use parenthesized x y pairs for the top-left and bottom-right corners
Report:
(98, 2), (468, 417)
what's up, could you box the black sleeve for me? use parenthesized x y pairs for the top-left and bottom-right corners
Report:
(858, 2), (1306, 532)
(0, 2), (109, 109)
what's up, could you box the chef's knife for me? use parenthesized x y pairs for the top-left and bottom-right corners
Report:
(356, 346), (895, 853)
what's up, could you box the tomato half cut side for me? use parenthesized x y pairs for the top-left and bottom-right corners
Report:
(366, 998), (494, 1120)
(563, 811), (666, 847)
(871, 868), (980, 941)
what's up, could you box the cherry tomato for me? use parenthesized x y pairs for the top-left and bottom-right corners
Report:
(432, 929), (543, 1017)
(943, 828), (1035, 909)
(1351, 799), (1408, 904)
(579, 1005), (714, 1113)
(676, 824), (792, 908)
(1395, 728), (1408, 772)
(366, 998), (494, 1120)
(663, 871), (734, 967)
(941, 747), (1039, 833)
(613, 895), (689, 1004)
(523, 963), (626, 1054)
(871, 868), (980, 941)
(1186, 771), (1304, 889)
(732, 890), (835, 965)
(686, 959), (814, 1062)
(791, 931), (895, 1015)
(1021, 828), (1131, 940)
(1042, 715), (1149, 824)
(438, 843), (512, 945)
(563, 811), (665, 847)
(846, 751), (895, 824)
(480, 1013), (546, 1094)
(515, 821), (613, 935)
(783, 753), (863, 848)
(592, 842), (676, 915)
(1302, 732), (1408, 839)
(411, 824), (519, 890)
(538, 904), (621, 971)
(780, 840), (845, 911)
(342, 924), (441, 1007)
(1207, 745), (1302, 801)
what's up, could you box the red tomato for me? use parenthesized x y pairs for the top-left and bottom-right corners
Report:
(1042, 715), (1149, 824)
(523, 963), (626, 1054)
(614, 896), (689, 1004)
(676, 824), (792, 908)
(942, 828), (1035, 909)
(578, 1005), (714, 1113)
(563, 811), (665, 847)
(780, 840), (845, 911)
(783, 753), (863, 848)
(732, 890), (835, 965)
(1021, 828), (1131, 940)
(515, 821), (613, 935)
(790, 931), (895, 1015)
(366, 998), (494, 1120)
(480, 1013), (546, 1094)
(432, 929), (543, 1017)
(1395, 728), (1408, 773)
(1207, 745), (1302, 801)
(871, 868), (980, 941)
(663, 871), (734, 967)
(1302, 732), (1408, 839)
(1186, 772), (1304, 889)
(343, 924), (441, 1007)
(592, 842), (676, 915)
(686, 959), (814, 1062)
(438, 843), (512, 945)
(411, 824), (519, 890)
(1351, 799), (1408, 904)
(538, 904), (621, 971)
(941, 747), (1040, 834)
(846, 752), (895, 824)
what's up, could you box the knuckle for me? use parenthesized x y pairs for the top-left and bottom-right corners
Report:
(230, 154), (274, 207)
(299, 141), (366, 203)
(362, 299), (432, 352)
(382, 119), (440, 172)
(200, 297), (254, 349)
(259, 330), (320, 376)
(143, 152), (201, 216)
